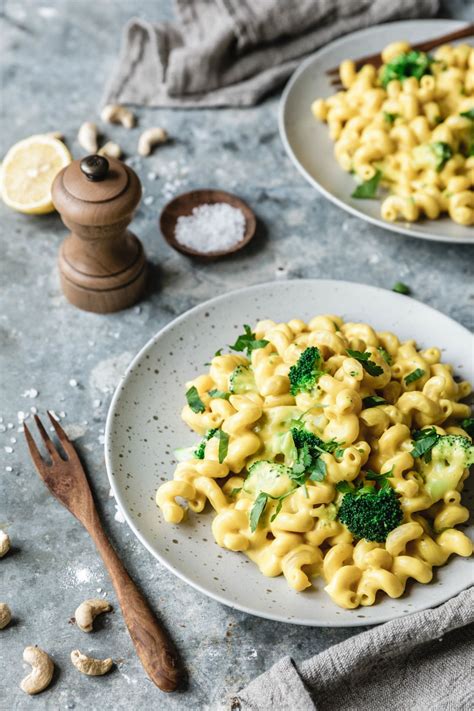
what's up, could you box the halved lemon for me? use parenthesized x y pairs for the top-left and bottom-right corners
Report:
(0, 134), (71, 214)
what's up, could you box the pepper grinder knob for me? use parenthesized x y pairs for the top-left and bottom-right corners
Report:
(51, 156), (147, 314)
(80, 154), (109, 181)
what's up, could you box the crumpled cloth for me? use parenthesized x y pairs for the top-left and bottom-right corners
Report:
(235, 586), (474, 711)
(104, 0), (440, 107)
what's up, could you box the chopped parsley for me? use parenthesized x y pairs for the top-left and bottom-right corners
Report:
(460, 109), (474, 120)
(208, 389), (230, 400)
(216, 429), (229, 463)
(346, 349), (384, 376)
(380, 50), (433, 88)
(377, 346), (393, 365)
(392, 281), (411, 295)
(194, 428), (218, 459)
(186, 386), (205, 413)
(429, 142), (453, 171)
(383, 112), (399, 124)
(230, 325), (269, 356)
(229, 487), (242, 497)
(411, 427), (440, 462)
(249, 489), (295, 532)
(404, 368), (425, 385)
(289, 427), (339, 486)
(362, 395), (387, 408)
(365, 467), (394, 491)
(351, 169), (382, 199)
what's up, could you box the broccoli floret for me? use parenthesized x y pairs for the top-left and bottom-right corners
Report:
(244, 460), (293, 498)
(419, 434), (474, 501)
(338, 487), (403, 542)
(291, 427), (338, 455)
(194, 428), (218, 459)
(380, 50), (433, 88)
(229, 364), (256, 394)
(289, 347), (324, 396)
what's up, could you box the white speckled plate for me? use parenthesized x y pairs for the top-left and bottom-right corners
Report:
(105, 280), (474, 626)
(279, 19), (474, 244)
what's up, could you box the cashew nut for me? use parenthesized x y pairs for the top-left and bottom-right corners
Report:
(98, 141), (122, 159)
(137, 127), (168, 156)
(70, 650), (113, 676)
(0, 603), (11, 629)
(20, 646), (54, 695)
(78, 122), (99, 153)
(0, 530), (10, 557)
(101, 104), (136, 129)
(74, 598), (112, 632)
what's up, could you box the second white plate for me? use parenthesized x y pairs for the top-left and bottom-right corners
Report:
(279, 19), (473, 244)
(105, 280), (474, 626)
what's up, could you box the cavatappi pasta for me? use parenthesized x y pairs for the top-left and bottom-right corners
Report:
(156, 316), (474, 609)
(311, 41), (474, 226)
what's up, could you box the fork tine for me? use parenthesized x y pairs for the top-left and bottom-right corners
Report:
(34, 414), (60, 460)
(47, 411), (75, 457)
(24, 423), (46, 471)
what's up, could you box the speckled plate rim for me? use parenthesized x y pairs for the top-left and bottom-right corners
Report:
(105, 279), (474, 627)
(279, 19), (474, 244)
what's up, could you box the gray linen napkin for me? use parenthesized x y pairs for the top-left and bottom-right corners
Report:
(105, 0), (440, 107)
(235, 586), (474, 711)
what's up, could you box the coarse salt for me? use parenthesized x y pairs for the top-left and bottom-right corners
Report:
(174, 203), (246, 254)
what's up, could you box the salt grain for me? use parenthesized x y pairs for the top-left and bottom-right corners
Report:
(5, 466), (13, 472)
(4, 446), (13, 454)
(69, 379), (78, 387)
(175, 203), (246, 254)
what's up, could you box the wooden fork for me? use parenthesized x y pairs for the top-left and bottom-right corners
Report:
(24, 412), (180, 693)
(327, 23), (474, 89)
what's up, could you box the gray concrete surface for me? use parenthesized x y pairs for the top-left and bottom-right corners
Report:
(1, 1), (473, 709)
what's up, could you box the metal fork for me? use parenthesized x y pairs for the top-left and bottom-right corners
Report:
(326, 23), (474, 89)
(24, 412), (180, 692)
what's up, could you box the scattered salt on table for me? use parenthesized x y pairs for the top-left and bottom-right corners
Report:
(174, 203), (246, 254)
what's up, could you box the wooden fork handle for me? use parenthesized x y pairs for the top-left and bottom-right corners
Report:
(87, 513), (180, 692)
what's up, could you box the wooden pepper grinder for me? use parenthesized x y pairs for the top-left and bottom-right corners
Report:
(52, 154), (147, 313)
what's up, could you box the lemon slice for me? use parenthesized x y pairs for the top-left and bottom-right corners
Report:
(0, 134), (71, 214)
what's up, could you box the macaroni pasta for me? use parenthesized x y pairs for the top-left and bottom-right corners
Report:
(156, 316), (473, 609)
(311, 41), (474, 226)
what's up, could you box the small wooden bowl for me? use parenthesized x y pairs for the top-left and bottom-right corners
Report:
(160, 189), (256, 260)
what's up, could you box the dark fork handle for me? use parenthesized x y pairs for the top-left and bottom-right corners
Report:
(86, 509), (179, 692)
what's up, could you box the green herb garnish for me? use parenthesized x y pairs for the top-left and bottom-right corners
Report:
(194, 428), (219, 459)
(383, 112), (399, 124)
(186, 386), (205, 413)
(346, 349), (383, 376)
(429, 141), (453, 171)
(460, 109), (474, 120)
(380, 50), (433, 88)
(362, 395), (387, 408)
(377, 346), (393, 365)
(351, 169), (382, 199)
(208, 389), (230, 400)
(230, 325), (268, 357)
(392, 281), (411, 295)
(249, 489), (295, 531)
(217, 429), (229, 463)
(404, 368), (425, 385)
(365, 467), (394, 491)
(250, 492), (268, 532)
(411, 427), (440, 462)
(229, 487), (242, 497)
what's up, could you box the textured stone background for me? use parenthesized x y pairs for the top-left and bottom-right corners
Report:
(1, 1), (473, 709)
